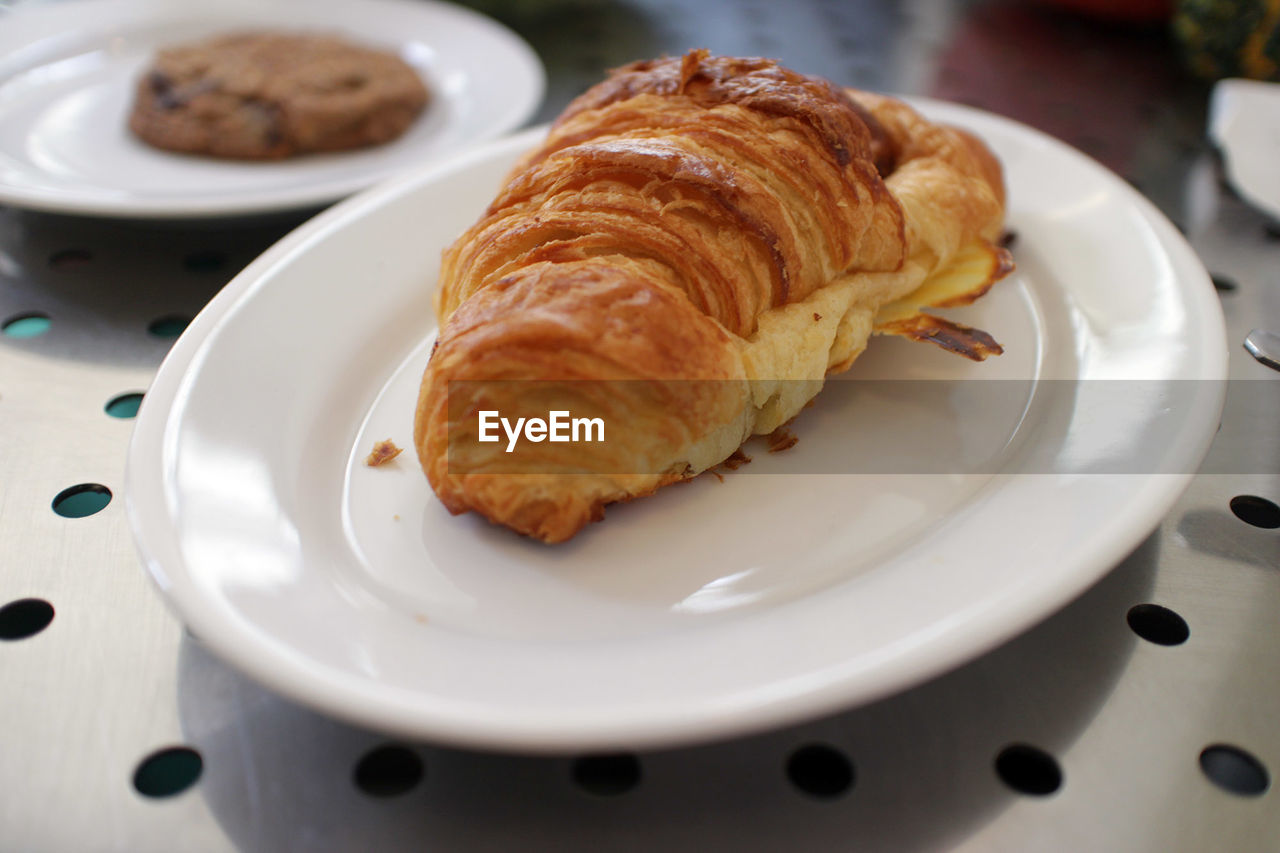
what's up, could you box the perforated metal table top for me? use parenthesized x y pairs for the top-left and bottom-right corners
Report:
(2, 1), (1277, 851)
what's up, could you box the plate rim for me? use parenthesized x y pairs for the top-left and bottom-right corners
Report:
(0, 0), (545, 219)
(126, 102), (1228, 751)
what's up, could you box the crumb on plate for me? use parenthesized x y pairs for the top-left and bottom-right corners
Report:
(706, 447), (752, 481)
(767, 426), (799, 453)
(365, 439), (403, 467)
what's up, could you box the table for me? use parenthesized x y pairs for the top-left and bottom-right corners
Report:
(2, 0), (1277, 849)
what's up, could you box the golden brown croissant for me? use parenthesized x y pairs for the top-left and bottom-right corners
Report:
(414, 51), (1012, 543)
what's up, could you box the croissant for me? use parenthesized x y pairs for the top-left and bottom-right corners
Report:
(414, 51), (1012, 543)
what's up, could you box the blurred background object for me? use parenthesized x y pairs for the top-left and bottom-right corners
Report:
(1036, 0), (1173, 22)
(1173, 0), (1280, 81)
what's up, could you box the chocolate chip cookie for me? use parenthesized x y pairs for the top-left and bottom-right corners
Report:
(129, 32), (430, 160)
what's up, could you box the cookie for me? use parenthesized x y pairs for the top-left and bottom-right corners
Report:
(128, 32), (429, 160)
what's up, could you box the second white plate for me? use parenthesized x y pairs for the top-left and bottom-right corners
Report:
(0, 0), (544, 218)
(127, 102), (1227, 751)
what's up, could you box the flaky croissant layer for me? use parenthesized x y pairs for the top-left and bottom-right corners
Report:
(414, 51), (1012, 543)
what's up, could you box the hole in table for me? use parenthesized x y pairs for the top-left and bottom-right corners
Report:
(183, 250), (228, 273)
(51, 484), (111, 518)
(1229, 495), (1280, 529)
(353, 745), (423, 797)
(786, 743), (855, 799)
(105, 392), (144, 419)
(1211, 274), (1237, 293)
(572, 753), (641, 796)
(48, 248), (92, 269)
(1126, 603), (1189, 646)
(147, 315), (190, 339)
(994, 744), (1062, 796)
(0, 598), (54, 640)
(2, 312), (51, 338)
(133, 746), (203, 798)
(1200, 744), (1269, 796)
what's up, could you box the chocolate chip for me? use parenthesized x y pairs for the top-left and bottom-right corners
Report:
(148, 71), (185, 109)
(147, 70), (172, 94)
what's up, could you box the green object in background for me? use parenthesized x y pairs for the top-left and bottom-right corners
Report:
(1173, 0), (1280, 80)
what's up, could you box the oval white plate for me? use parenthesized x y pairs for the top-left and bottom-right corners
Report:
(0, 0), (543, 218)
(127, 101), (1227, 751)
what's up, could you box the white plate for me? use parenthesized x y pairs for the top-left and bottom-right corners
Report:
(0, 0), (543, 218)
(1209, 78), (1280, 222)
(126, 101), (1227, 751)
